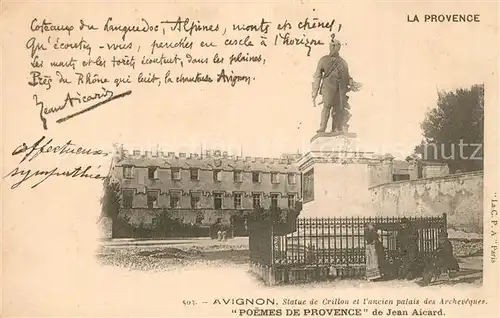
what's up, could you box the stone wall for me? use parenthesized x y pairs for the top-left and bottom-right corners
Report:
(368, 161), (393, 187)
(370, 171), (483, 233)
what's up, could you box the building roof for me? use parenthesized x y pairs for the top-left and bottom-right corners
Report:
(419, 160), (448, 166)
(392, 160), (411, 175)
(391, 159), (448, 174)
(115, 154), (300, 173)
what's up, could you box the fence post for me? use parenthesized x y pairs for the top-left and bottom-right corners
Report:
(442, 213), (447, 228)
(269, 223), (276, 286)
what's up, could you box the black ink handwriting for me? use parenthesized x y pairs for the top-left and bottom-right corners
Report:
(232, 18), (271, 34)
(150, 37), (193, 54)
(30, 18), (74, 36)
(12, 135), (110, 164)
(26, 37), (47, 58)
(103, 17), (159, 41)
(4, 165), (107, 189)
(274, 32), (324, 56)
(216, 69), (252, 87)
(56, 90), (132, 124)
(160, 17), (220, 36)
(28, 71), (52, 90)
(49, 36), (92, 56)
(34, 87), (115, 129)
(79, 19), (98, 31)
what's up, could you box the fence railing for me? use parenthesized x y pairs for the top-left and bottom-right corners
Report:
(248, 214), (447, 285)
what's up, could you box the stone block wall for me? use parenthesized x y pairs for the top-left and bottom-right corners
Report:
(370, 171), (483, 233)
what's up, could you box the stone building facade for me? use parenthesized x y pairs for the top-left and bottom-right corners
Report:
(369, 156), (449, 187)
(111, 148), (301, 229)
(110, 145), (449, 232)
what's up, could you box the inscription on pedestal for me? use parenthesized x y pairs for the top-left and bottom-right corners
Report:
(303, 168), (314, 203)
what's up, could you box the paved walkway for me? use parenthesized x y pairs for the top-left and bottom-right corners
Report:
(99, 237), (249, 247)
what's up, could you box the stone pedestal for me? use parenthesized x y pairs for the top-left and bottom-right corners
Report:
(298, 132), (380, 218)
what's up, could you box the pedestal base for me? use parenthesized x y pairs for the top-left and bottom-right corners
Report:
(300, 162), (374, 217)
(298, 132), (381, 218)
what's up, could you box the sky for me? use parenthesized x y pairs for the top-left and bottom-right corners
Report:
(101, 2), (495, 160)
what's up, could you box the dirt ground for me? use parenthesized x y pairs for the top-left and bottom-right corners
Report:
(96, 237), (483, 287)
(96, 238), (248, 271)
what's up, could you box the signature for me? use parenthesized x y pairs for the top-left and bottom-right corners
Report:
(4, 165), (108, 189)
(34, 88), (132, 129)
(12, 136), (110, 164)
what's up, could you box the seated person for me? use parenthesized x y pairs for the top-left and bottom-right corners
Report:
(419, 231), (459, 286)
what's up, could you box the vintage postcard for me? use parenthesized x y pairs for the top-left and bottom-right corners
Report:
(1, 1), (499, 317)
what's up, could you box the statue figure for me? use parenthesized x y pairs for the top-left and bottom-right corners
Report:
(312, 38), (361, 133)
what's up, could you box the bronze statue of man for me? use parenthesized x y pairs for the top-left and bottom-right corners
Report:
(312, 39), (359, 133)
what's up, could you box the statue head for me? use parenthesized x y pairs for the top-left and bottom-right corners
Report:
(329, 39), (342, 55)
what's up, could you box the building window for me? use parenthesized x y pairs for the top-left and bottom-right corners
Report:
(234, 193), (242, 209)
(252, 171), (261, 183)
(213, 170), (222, 182)
(147, 191), (159, 208)
(234, 170), (243, 183)
(393, 174), (410, 181)
(122, 189), (134, 208)
(195, 211), (204, 224)
(288, 194), (296, 209)
(271, 172), (280, 184)
(191, 192), (201, 209)
(123, 165), (134, 179)
(271, 194), (279, 209)
(148, 166), (159, 179)
(170, 191), (181, 208)
(253, 193), (262, 209)
(133, 150), (141, 156)
(288, 173), (296, 185)
(190, 168), (199, 181)
(214, 193), (223, 210)
(171, 168), (181, 180)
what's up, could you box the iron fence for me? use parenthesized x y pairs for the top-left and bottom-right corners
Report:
(249, 214), (447, 284)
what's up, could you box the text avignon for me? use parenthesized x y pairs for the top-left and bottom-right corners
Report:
(212, 298), (276, 305)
